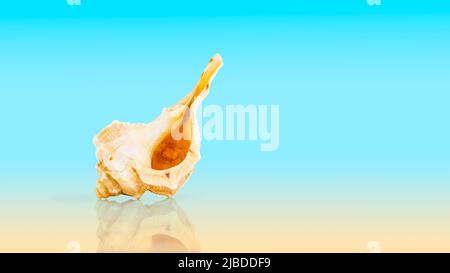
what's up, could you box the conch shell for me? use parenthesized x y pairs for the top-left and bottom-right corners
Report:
(94, 54), (223, 199)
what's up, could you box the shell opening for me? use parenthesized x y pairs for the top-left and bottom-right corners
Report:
(151, 122), (192, 171)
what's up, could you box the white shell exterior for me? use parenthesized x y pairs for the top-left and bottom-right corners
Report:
(93, 54), (223, 199)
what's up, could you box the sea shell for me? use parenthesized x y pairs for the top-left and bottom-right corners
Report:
(94, 54), (223, 199)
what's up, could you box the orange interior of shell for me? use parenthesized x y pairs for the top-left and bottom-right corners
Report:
(151, 117), (193, 170)
(150, 54), (223, 171)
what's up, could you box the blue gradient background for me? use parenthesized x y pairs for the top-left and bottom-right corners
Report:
(0, 0), (449, 252)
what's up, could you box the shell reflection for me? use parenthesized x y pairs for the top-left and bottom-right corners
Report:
(96, 198), (199, 252)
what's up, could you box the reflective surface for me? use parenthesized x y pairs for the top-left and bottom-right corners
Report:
(96, 199), (199, 252)
(0, 173), (449, 253)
